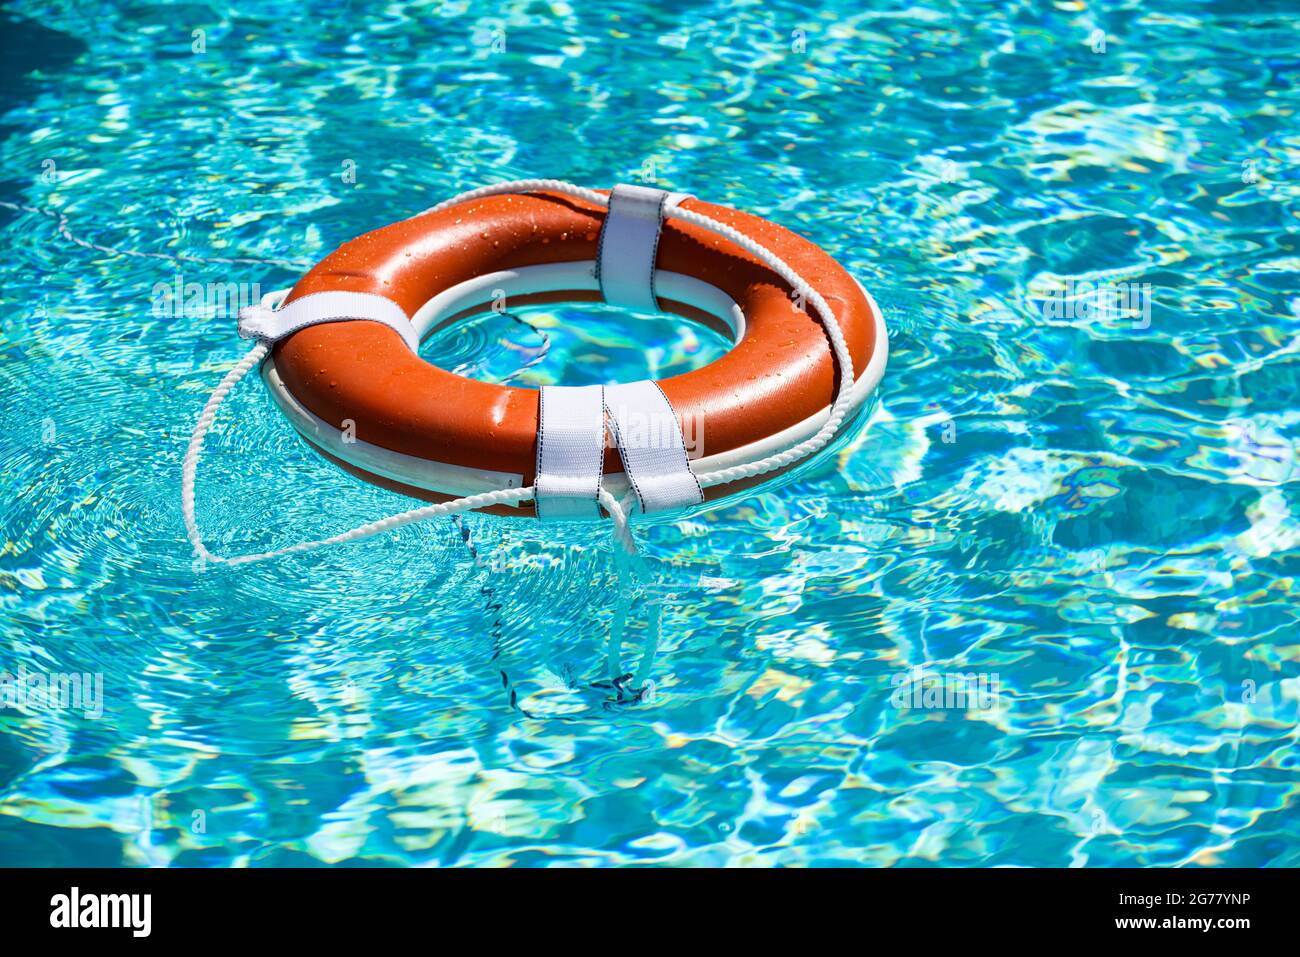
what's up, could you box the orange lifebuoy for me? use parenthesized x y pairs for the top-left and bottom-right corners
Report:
(257, 187), (886, 518)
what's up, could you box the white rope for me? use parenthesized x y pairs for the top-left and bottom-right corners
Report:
(183, 178), (856, 567)
(418, 179), (608, 217)
(669, 204), (856, 487)
(181, 342), (537, 565)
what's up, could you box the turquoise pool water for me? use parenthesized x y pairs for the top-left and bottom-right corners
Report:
(1, 1), (1298, 867)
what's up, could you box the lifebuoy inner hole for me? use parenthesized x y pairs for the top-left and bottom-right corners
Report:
(421, 297), (735, 387)
(405, 263), (747, 388)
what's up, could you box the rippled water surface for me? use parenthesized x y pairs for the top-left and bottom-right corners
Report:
(1, 1), (1298, 866)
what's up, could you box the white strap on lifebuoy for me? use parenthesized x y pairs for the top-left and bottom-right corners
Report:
(237, 289), (419, 353)
(595, 184), (691, 313)
(535, 384), (607, 522)
(604, 381), (703, 515)
(534, 381), (703, 521)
